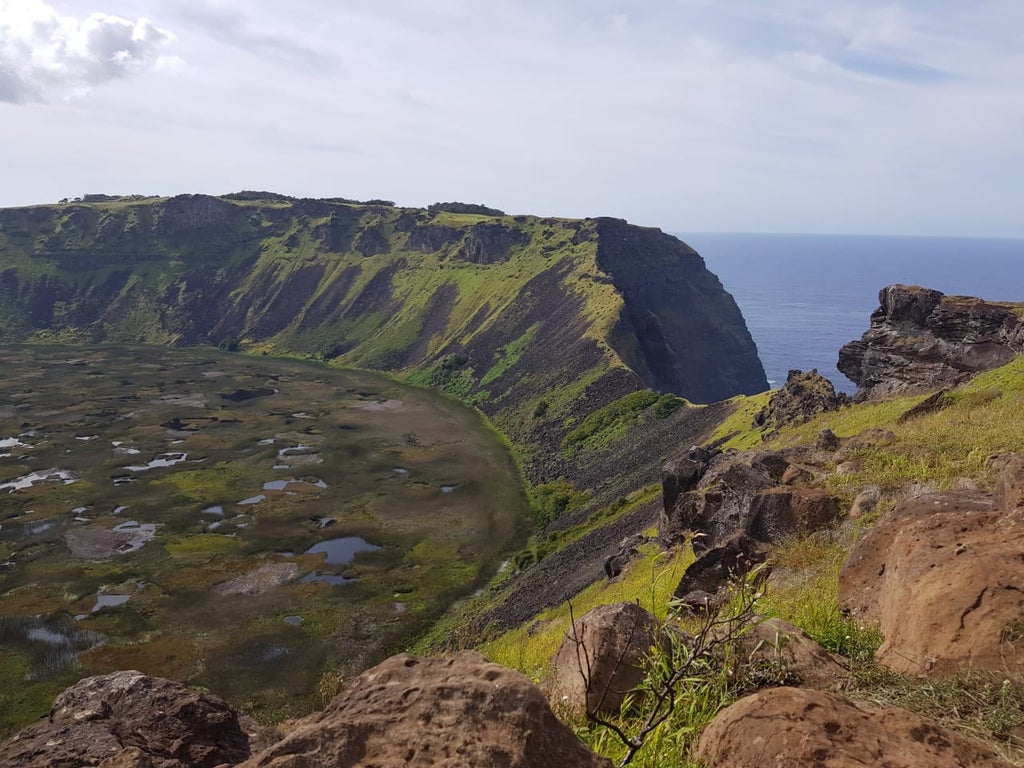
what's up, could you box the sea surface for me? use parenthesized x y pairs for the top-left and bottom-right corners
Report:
(677, 232), (1024, 394)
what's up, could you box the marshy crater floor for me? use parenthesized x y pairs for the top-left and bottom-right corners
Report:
(0, 344), (527, 733)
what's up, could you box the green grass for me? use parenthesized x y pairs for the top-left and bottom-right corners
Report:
(562, 390), (661, 452)
(707, 391), (772, 450)
(481, 324), (540, 385)
(479, 539), (692, 681)
(780, 357), (1024, 495)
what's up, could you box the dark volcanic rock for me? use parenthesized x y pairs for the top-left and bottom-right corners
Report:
(753, 369), (847, 433)
(672, 534), (768, 611)
(158, 194), (235, 234)
(838, 284), (1024, 400)
(456, 221), (530, 263)
(594, 217), (768, 402)
(660, 447), (842, 554)
(238, 651), (611, 768)
(0, 671), (255, 768)
(746, 488), (841, 543)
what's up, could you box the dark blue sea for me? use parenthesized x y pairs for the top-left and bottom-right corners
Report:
(677, 233), (1024, 394)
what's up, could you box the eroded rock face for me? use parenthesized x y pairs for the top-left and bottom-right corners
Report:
(694, 686), (1014, 768)
(549, 602), (661, 716)
(660, 448), (841, 555)
(238, 651), (611, 768)
(838, 284), (1024, 401)
(158, 194), (235, 234)
(0, 671), (255, 768)
(839, 459), (1024, 679)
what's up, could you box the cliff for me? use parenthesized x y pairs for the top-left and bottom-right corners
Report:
(0, 194), (766, 481)
(838, 284), (1024, 400)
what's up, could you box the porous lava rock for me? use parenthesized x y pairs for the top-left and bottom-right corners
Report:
(838, 284), (1024, 401)
(237, 651), (611, 768)
(0, 670), (255, 768)
(550, 602), (661, 716)
(693, 686), (1014, 768)
(839, 458), (1024, 679)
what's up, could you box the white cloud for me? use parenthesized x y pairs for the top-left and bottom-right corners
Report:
(0, 0), (174, 103)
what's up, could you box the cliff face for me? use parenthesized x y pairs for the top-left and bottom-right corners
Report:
(595, 218), (767, 402)
(0, 194), (765, 482)
(838, 284), (1024, 400)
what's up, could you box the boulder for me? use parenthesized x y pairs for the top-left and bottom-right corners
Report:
(781, 463), (820, 485)
(693, 686), (1014, 768)
(733, 617), (848, 690)
(689, 462), (775, 553)
(849, 486), (880, 518)
(746, 488), (841, 543)
(550, 602), (661, 716)
(996, 454), (1024, 515)
(238, 651), (611, 768)
(659, 446), (719, 547)
(0, 670), (254, 768)
(816, 427), (840, 451)
(839, 488), (1024, 679)
(672, 534), (768, 611)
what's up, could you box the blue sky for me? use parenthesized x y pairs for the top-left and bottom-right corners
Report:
(1, 0), (1022, 236)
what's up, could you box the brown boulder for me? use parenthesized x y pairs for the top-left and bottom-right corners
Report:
(550, 602), (661, 716)
(734, 617), (848, 690)
(839, 489), (1024, 679)
(996, 454), (1024, 515)
(0, 670), (253, 768)
(694, 686), (1013, 767)
(848, 486), (880, 518)
(238, 651), (611, 768)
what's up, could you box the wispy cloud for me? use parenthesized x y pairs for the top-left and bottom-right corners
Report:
(0, 0), (174, 103)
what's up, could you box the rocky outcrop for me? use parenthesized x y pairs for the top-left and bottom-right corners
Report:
(660, 447), (841, 553)
(693, 686), (1014, 768)
(237, 651), (611, 768)
(661, 445), (842, 609)
(752, 368), (848, 434)
(0, 671), (258, 767)
(838, 284), (1024, 400)
(456, 222), (530, 264)
(839, 457), (1024, 679)
(158, 194), (235, 234)
(549, 602), (662, 716)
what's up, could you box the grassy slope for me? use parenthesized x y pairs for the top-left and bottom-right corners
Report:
(477, 355), (1024, 766)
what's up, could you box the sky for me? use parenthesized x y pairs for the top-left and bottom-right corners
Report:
(1, 1), (1022, 236)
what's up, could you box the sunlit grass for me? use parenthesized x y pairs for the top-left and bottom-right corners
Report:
(478, 539), (693, 681)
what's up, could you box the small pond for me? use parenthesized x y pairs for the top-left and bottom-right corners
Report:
(305, 536), (381, 565)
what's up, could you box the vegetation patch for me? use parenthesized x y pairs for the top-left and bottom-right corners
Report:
(562, 391), (661, 452)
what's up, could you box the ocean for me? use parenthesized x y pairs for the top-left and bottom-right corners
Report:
(677, 233), (1024, 394)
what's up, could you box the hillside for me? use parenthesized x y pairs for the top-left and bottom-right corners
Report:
(0, 195), (765, 479)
